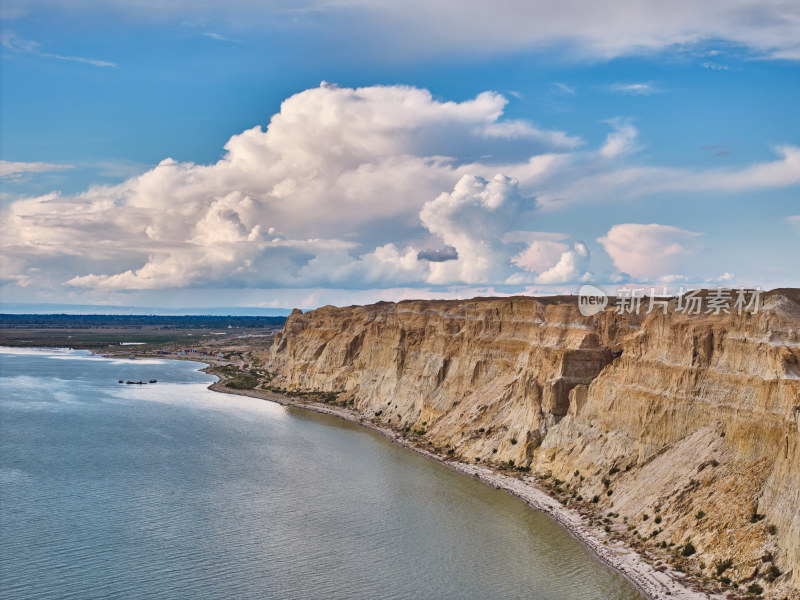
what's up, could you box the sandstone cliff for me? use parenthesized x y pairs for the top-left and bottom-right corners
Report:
(263, 291), (800, 598)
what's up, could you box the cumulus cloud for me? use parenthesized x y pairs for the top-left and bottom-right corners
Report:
(511, 239), (570, 274)
(3, 83), (799, 298)
(1, 85), (576, 292)
(420, 175), (528, 284)
(598, 223), (703, 279)
(513, 240), (591, 284)
(535, 242), (590, 284)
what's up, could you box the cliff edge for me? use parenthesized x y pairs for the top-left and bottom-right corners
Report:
(263, 291), (800, 598)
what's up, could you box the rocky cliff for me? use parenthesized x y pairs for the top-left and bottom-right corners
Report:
(263, 291), (800, 598)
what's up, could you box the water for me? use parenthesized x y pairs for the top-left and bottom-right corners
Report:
(0, 348), (642, 600)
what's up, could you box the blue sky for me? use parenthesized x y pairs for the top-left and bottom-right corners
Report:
(1, 0), (798, 310)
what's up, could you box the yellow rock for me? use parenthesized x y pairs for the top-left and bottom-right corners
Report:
(264, 290), (800, 597)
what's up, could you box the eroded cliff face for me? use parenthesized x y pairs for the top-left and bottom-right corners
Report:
(264, 291), (800, 597)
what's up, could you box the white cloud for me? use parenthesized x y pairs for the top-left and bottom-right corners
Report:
(201, 32), (238, 42)
(694, 145), (800, 190)
(2, 85), (576, 292)
(0, 160), (73, 178)
(607, 83), (660, 95)
(599, 119), (639, 159)
(534, 242), (590, 284)
(598, 223), (703, 279)
(702, 62), (734, 71)
(3, 83), (799, 298)
(420, 174), (527, 285)
(1, 31), (116, 67)
(480, 120), (581, 149)
(509, 235), (592, 284)
(511, 239), (570, 274)
(553, 82), (576, 95)
(786, 215), (800, 233)
(531, 142), (800, 209)
(7, 0), (799, 61)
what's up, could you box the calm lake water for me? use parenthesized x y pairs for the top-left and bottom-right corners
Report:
(0, 348), (642, 600)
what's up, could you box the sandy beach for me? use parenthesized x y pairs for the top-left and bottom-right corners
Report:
(207, 380), (726, 600)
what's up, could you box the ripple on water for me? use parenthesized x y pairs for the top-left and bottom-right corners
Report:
(0, 350), (643, 600)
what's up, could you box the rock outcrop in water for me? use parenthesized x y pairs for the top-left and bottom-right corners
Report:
(263, 290), (800, 598)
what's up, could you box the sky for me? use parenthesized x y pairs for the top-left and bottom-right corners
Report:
(1, 0), (799, 311)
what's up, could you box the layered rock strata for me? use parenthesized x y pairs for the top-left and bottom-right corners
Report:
(264, 290), (800, 598)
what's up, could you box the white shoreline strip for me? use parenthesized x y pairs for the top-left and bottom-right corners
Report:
(207, 382), (723, 600)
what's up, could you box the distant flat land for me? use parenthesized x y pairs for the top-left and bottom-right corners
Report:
(0, 314), (286, 352)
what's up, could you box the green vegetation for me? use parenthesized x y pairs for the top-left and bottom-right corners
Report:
(214, 364), (259, 389)
(746, 583), (763, 595)
(0, 314), (285, 349)
(226, 374), (259, 389)
(695, 510), (705, 519)
(0, 314), (285, 329)
(764, 564), (781, 582)
(715, 558), (733, 576)
(681, 542), (696, 557)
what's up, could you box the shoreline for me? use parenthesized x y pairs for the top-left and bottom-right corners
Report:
(0, 346), (718, 600)
(207, 380), (723, 600)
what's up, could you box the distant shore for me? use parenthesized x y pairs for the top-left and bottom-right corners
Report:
(207, 378), (723, 600)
